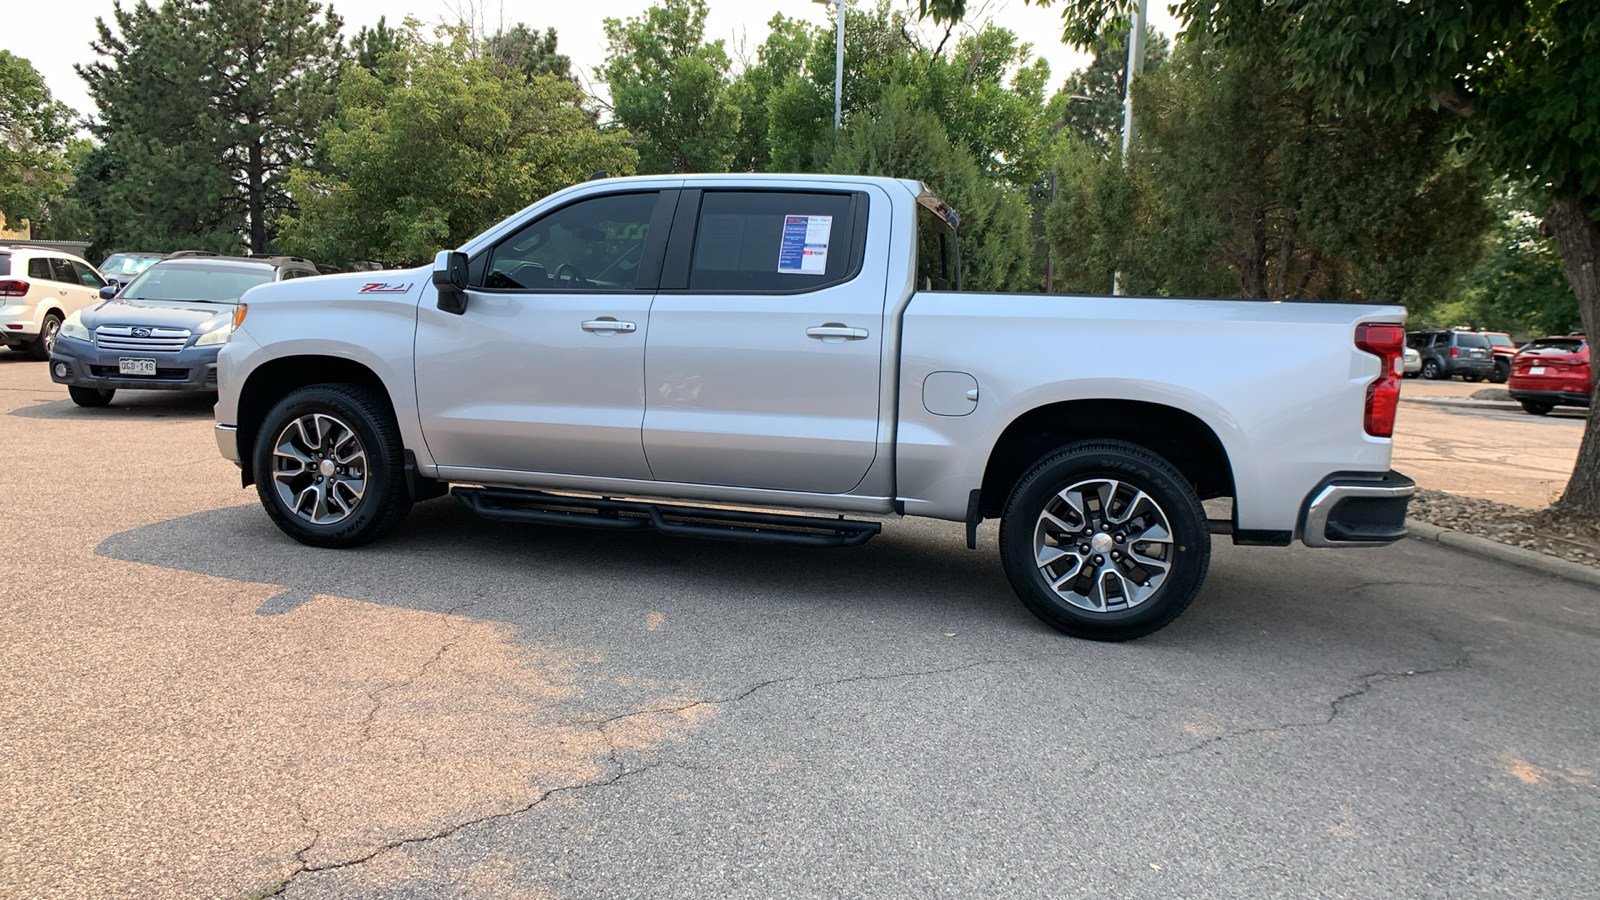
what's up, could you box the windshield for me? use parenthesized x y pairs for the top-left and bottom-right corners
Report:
(100, 254), (162, 276)
(121, 263), (271, 304)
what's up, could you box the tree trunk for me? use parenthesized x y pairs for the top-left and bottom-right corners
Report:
(1543, 193), (1600, 516)
(247, 136), (266, 254)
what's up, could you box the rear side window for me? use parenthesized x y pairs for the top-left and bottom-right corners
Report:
(0, 253), (9, 277)
(687, 191), (858, 293)
(28, 258), (51, 280)
(50, 258), (77, 284)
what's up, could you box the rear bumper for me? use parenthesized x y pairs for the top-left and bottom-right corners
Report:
(1444, 358), (1494, 375)
(1300, 470), (1415, 548)
(1509, 388), (1591, 407)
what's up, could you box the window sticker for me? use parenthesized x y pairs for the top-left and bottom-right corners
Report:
(777, 214), (832, 275)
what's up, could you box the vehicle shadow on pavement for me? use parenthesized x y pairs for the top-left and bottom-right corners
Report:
(94, 496), (1041, 636)
(91, 492), (1509, 664)
(11, 391), (217, 420)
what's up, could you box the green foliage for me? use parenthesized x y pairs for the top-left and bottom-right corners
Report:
(728, 14), (816, 172)
(77, 0), (344, 254)
(829, 85), (1034, 292)
(0, 51), (77, 229)
(1050, 25), (1168, 154)
(277, 22), (636, 267)
(1048, 38), (1489, 305)
(1418, 185), (1582, 336)
(486, 24), (574, 83)
(602, 0), (742, 173)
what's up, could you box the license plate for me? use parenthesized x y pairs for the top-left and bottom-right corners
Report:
(1530, 366), (1546, 375)
(118, 357), (157, 376)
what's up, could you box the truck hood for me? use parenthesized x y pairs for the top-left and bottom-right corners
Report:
(240, 268), (426, 304)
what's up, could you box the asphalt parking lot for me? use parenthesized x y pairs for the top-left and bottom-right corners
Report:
(2, 359), (1597, 899)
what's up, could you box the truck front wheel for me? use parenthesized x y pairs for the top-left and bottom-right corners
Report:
(252, 384), (413, 548)
(998, 441), (1210, 641)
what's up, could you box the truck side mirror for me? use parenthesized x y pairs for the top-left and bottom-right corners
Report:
(432, 250), (470, 314)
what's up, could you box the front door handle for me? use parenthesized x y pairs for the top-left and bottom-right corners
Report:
(581, 318), (636, 334)
(806, 324), (869, 343)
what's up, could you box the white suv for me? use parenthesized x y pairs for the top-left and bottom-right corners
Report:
(0, 244), (111, 360)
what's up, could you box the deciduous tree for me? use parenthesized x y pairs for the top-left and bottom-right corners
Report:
(0, 51), (76, 232)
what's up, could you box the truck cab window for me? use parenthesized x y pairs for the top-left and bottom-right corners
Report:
(916, 202), (958, 291)
(484, 191), (658, 292)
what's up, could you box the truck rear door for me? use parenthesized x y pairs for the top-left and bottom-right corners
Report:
(641, 187), (886, 494)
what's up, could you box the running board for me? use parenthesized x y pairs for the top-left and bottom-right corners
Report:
(453, 487), (881, 548)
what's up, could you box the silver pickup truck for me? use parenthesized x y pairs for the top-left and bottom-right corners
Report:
(214, 174), (1414, 640)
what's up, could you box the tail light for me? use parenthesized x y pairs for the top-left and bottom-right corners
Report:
(0, 279), (29, 298)
(1356, 323), (1404, 438)
(1449, 346), (1459, 357)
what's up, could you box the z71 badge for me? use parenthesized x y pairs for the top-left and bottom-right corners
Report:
(359, 282), (413, 294)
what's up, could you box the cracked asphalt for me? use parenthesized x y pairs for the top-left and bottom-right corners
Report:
(2, 357), (1598, 899)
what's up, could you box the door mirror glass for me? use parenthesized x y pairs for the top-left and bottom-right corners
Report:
(99, 284), (118, 300)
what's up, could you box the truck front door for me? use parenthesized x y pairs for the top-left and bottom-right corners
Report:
(641, 187), (888, 494)
(415, 189), (676, 480)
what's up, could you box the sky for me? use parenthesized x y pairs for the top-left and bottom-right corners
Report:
(3, 0), (1180, 123)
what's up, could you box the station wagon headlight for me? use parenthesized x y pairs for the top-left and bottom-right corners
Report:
(59, 311), (92, 342)
(195, 322), (233, 346)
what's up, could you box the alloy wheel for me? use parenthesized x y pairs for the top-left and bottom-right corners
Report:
(1032, 478), (1174, 613)
(270, 412), (369, 525)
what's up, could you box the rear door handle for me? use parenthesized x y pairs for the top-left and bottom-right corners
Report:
(806, 324), (869, 342)
(581, 318), (636, 334)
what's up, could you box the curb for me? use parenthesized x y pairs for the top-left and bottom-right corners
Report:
(1406, 518), (1600, 590)
(1400, 396), (1521, 410)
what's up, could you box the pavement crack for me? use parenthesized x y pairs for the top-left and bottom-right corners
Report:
(356, 628), (463, 747)
(810, 656), (1031, 689)
(1087, 656), (1473, 775)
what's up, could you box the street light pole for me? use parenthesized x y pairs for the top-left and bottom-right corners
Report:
(1112, 0), (1148, 296)
(814, 0), (845, 132)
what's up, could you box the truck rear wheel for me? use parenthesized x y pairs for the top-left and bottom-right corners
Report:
(998, 441), (1210, 641)
(252, 384), (412, 548)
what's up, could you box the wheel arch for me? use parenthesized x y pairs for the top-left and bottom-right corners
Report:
(979, 399), (1235, 518)
(236, 355), (394, 486)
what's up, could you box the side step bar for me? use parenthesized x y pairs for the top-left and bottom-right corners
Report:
(453, 487), (881, 548)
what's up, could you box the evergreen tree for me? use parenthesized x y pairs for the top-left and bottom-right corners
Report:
(78, 0), (344, 254)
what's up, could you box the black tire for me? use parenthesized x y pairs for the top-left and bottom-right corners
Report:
(67, 385), (115, 407)
(252, 383), (412, 548)
(1491, 359), (1510, 384)
(29, 312), (62, 361)
(998, 441), (1211, 641)
(1520, 400), (1554, 416)
(1420, 359), (1441, 380)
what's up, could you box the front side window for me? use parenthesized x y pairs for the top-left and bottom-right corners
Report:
(484, 191), (659, 292)
(687, 191), (857, 293)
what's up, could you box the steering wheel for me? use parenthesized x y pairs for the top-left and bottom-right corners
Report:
(555, 263), (589, 287)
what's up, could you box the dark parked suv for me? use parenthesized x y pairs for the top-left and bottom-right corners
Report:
(48, 254), (318, 406)
(1406, 330), (1496, 381)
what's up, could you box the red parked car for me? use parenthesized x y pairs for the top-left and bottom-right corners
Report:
(1508, 335), (1590, 415)
(1481, 331), (1517, 383)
